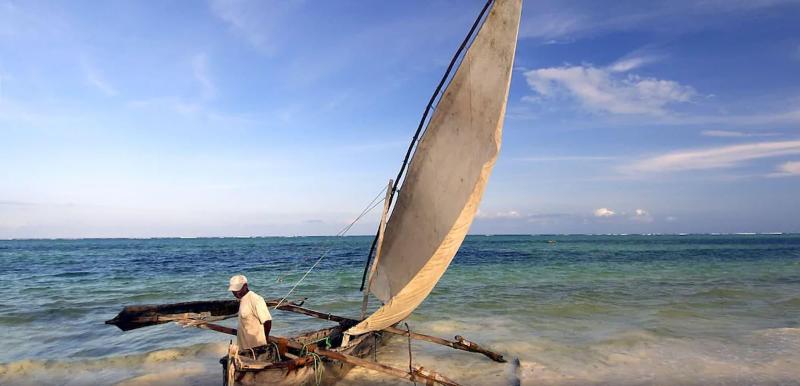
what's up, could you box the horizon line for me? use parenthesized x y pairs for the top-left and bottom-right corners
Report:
(1, 232), (797, 241)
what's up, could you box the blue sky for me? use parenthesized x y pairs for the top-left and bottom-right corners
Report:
(1, 0), (799, 238)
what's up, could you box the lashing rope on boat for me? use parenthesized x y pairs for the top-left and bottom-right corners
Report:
(405, 322), (416, 386)
(226, 342), (240, 386)
(273, 183), (388, 310)
(270, 341), (282, 361)
(310, 352), (324, 386)
(296, 341), (326, 386)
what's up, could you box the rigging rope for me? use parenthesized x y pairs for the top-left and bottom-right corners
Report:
(272, 184), (389, 310)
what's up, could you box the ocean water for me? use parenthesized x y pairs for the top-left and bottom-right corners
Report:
(1, 235), (799, 385)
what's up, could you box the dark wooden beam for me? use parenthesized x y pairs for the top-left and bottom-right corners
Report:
(105, 298), (305, 331)
(274, 304), (505, 362)
(268, 335), (460, 386)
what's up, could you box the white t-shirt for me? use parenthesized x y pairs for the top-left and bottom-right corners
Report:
(237, 290), (272, 350)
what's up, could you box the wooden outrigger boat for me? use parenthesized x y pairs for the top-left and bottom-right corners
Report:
(106, 0), (521, 384)
(106, 299), (505, 385)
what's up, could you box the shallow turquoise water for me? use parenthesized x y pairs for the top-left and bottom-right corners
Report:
(1, 235), (799, 385)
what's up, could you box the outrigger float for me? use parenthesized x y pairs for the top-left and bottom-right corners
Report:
(106, 0), (521, 384)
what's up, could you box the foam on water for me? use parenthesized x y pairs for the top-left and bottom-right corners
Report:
(0, 342), (226, 386)
(1, 324), (799, 385)
(1, 235), (799, 385)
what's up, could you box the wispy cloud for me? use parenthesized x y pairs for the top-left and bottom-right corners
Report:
(678, 108), (800, 127)
(524, 56), (695, 116)
(0, 71), (6, 101)
(608, 50), (663, 73)
(627, 140), (800, 173)
(192, 53), (216, 100)
(476, 210), (523, 219)
(701, 130), (781, 138)
(83, 62), (118, 97)
(128, 97), (200, 115)
(515, 155), (617, 162)
(768, 160), (800, 177)
(519, 0), (800, 41)
(209, 0), (300, 54)
(519, 12), (584, 40)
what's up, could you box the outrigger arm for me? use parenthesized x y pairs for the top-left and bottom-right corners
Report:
(271, 302), (507, 363)
(187, 322), (459, 386)
(106, 300), (505, 385)
(106, 300), (506, 363)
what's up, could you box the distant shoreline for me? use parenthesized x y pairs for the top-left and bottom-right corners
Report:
(2, 232), (798, 241)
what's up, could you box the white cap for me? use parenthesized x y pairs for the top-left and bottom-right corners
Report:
(228, 274), (248, 291)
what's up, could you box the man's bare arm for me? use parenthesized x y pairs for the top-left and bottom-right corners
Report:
(263, 320), (272, 339)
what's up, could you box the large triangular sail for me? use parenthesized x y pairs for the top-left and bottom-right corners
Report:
(347, 0), (522, 336)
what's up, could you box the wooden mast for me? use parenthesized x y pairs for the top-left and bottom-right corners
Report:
(360, 179), (393, 319)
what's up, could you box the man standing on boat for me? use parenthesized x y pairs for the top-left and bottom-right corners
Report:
(228, 274), (272, 351)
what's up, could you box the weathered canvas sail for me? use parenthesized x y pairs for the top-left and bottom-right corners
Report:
(347, 0), (521, 336)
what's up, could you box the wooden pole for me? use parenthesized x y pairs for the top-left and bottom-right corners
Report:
(272, 303), (351, 323)
(384, 329), (506, 363)
(360, 178), (394, 319)
(273, 304), (505, 362)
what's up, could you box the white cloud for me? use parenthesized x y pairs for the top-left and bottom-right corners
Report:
(700, 130), (780, 137)
(594, 208), (616, 217)
(631, 208), (654, 222)
(627, 140), (800, 173)
(192, 54), (216, 100)
(524, 60), (695, 116)
(768, 161), (800, 177)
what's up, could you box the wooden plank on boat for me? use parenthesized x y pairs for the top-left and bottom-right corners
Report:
(269, 336), (461, 386)
(183, 321), (460, 385)
(236, 355), (314, 372)
(105, 298), (305, 331)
